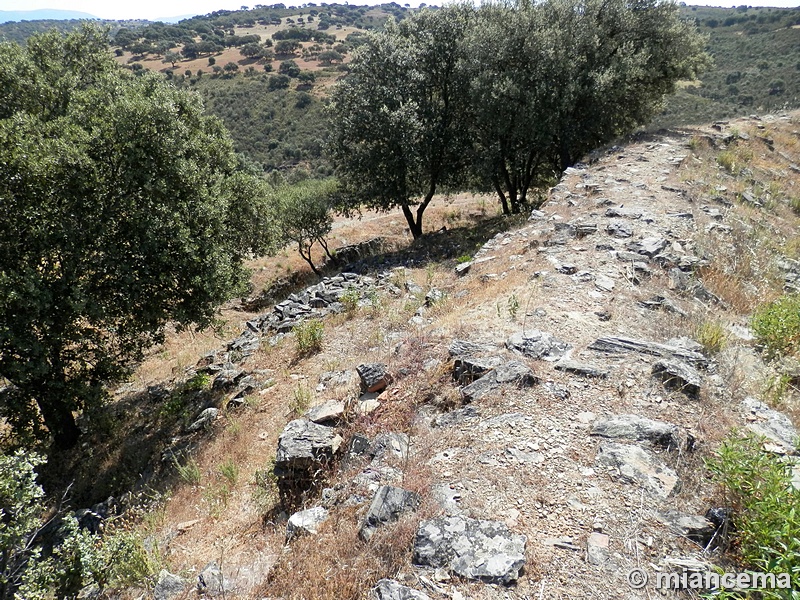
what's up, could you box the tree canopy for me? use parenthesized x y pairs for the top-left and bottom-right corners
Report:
(0, 25), (275, 449)
(327, 0), (708, 233)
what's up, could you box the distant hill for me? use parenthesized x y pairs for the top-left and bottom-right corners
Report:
(0, 9), (97, 23)
(652, 5), (800, 128)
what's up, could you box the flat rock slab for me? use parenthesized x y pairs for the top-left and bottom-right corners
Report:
(371, 579), (431, 600)
(588, 336), (708, 368)
(507, 331), (572, 361)
(305, 400), (346, 424)
(606, 221), (634, 238)
(357, 363), (393, 393)
(658, 511), (716, 546)
(461, 361), (538, 402)
(628, 237), (667, 257)
(448, 339), (499, 357)
(652, 359), (702, 396)
(555, 359), (608, 378)
(359, 485), (420, 541)
(287, 506), (329, 539)
(590, 414), (682, 450)
(275, 419), (343, 471)
(596, 442), (679, 499)
(413, 515), (527, 584)
(742, 397), (799, 455)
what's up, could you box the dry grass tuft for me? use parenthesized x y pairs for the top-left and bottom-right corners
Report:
(260, 507), (420, 600)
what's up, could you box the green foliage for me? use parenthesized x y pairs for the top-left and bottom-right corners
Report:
(0, 451), (155, 599)
(184, 373), (212, 392)
(706, 432), (800, 597)
(272, 179), (338, 275)
(328, 6), (474, 238)
(293, 320), (324, 355)
(752, 294), (800, 357)
(173, 453), (202, 485)
(340, 288), (361, 314)
(695, 320), (728, 354)
(290, 383), (313, 415)
(219, 459), (240, 486)
(0, 25), (276, 448)
(507, 295), (520, 321)
(328, 0), (707, 235)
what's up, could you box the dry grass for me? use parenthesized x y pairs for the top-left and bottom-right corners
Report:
(259, 507), (419, 600)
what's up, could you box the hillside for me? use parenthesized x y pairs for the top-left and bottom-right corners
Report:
(32, 111), (800, 599)
(656, 5), (800, 127)
(2, 4), (799, 174)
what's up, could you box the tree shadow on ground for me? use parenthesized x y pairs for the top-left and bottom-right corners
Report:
(36, 210), (527, 509)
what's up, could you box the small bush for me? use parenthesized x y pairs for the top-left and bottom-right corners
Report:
(290, 383), (312, 415)
(219, 459), (239, 486)
(173, 454), (201, 485)
(294, 319), (324, 354)
(695, 320), (727, 354)
(706, 432), (800, 596)
(340, 288), (361, 314)
(752, 294), (800, 356)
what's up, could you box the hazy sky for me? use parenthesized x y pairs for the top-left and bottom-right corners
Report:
(0, 0), (798, 22)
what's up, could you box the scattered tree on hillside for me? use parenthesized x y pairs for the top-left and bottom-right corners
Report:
(317, 49), (343, 65)
(328, 0), (707, 231)
(275, 39), (302, 56)
(162, 50), (182, 67)
(0, 25), (276, 449)
(327, 6), (474, 238)
(273, 179), (338, 275)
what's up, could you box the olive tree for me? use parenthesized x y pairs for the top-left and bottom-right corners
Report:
(327, 6), (473, 238)
(0, 26), (275, 449)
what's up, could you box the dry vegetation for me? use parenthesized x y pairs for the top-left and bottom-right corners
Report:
(34, 113), (800, 599)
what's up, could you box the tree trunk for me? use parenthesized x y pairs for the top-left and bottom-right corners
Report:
(401, 185), (435, 239)
(401, 205), (423, 239)
(38, 397), (80, 450)
(492, 176), (510, 215)
(299, 242), (321, 276)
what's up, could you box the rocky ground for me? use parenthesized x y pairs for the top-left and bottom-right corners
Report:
(111, 114), (800, 600)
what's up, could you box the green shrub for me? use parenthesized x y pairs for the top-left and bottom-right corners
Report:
(0, 452), (155, 598)
(706, 432), (800, 597)
(752, 294), (800, 356)
(290, 383), (312, 415)
(172, 454), (202, 485)
(293, 319), (324, 354)
(340, 288), (361, 313)
(696, 320), (728, 354)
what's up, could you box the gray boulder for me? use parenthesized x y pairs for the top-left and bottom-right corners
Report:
(742, 397), (799, 454)
(305, 400), (346, 424)
(359, 485), (420, 541)
(590, 414), (682, 450)
(154, 570), (186, 600)
(357, 363), (393, 393)
(461, 361), (537, 402)
(187, 407), (219, 432)
(554, 359), (608, 378)
(413, 515), (527, 584)
(287, 506), (329, 539)
(197, 562), (231, 597)
(371, 579), (431, 600)
(275, 419), (344, 468)
(596, 442), (679, 499)
(589, 336), (708, 368)
(506, 331), (572, 361)
(652, 359), (702, 397)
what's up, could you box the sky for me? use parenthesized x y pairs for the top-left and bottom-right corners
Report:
(0, 0), (798, 22)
